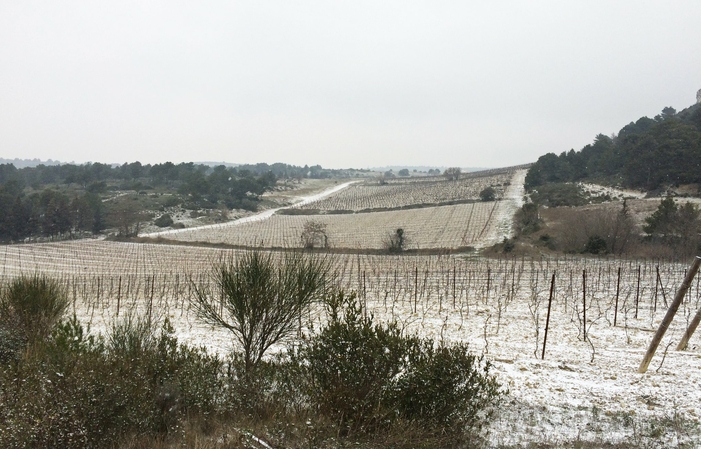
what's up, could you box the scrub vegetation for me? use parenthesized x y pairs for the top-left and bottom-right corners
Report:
(0, 261), (504, 448)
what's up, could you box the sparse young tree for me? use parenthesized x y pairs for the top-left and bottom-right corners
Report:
(300, 220), (329, 249)
(190, 251), (333, 372)
(109, 199), (145, 237)
(643, 195), (678, 239)
(644, 196), (701, 254)
(385, 228), (407, 253)
(444, 167), (461, 181)
(609, 199), (635, 255)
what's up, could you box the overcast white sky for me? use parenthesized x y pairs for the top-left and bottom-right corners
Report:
(1, 1), (700, 169)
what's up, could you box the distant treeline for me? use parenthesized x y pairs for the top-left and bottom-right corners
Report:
(525, 104), (701, 191)
(0, 161), (363, 189)
(0, 181), (105, 242)
(0, 161), (368, 242)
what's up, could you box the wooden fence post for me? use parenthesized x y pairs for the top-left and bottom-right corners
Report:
(639, 256), (701, 373)
(582, 269), (587, 341)
(541, 272), (556, 360)
(614, 267), (621, 327)
(676, 305), (701, 351)
(635, 265), (641, 319)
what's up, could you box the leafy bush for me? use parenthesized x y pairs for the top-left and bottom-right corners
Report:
(0, 314), (225, 448)
(584, 235), (608, 254)
(515, 203), (541, 235)
(295, 290), (503, 437)
(153, 213), (174, 227)
(479, 186), (496, 201)
(390, 340), (502, 432)
(297, 291), (411, 433)
(502, 238), (515, 253)
(0, 275), (69, 351)
(530, 183), (587, 207)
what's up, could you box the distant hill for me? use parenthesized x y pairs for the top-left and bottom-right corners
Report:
(525, 102), (701, 192)
(370, 166), (489, 173)
(0, 158), (63, 168)
(194, 161), (240, 168)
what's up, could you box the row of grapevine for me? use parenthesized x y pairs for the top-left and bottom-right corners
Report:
(157, 201), (506, 249)
(293, 169), (517, 211)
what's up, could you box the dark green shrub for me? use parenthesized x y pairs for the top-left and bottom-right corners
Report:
(479, 186), (496, 201)
(0, 314), (225, 448)
(154, 213), (174, 227)
(385, 228), (406, 253)
(0, 324), (26, 363)
(298, 291), (411, 432)
(530, 183), (586, 207)
(539, 233), (556, 250)
(222, 351), (306, 420)
(391, 340), (502, 433)
(502, 238), (515, 253)
(584, 235), (608, 254)
(0, 275), (69, 349)
(515, 203), (541, 235)
(296, 290), (503, 437)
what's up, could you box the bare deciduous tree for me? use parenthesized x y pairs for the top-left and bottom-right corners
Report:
(300, 220), (329, 249)
(384, 228), (407, 253)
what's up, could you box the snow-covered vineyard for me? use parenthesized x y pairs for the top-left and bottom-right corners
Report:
(2, 240), (700, 446)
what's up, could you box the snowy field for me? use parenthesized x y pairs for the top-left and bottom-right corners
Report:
(139, 170), (527, 250)
(1, 168), (698, 446)
(2, 242), (700, 447)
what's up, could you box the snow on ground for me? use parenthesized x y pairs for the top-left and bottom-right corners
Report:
(578, 182), (647, 200)
(474, 169), (527, 248)
(141, 181), (359, 238)
(4, 169), (701, 446)
(6, 246), (694, 447)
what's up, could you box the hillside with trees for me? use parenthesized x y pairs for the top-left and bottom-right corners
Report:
(0, 161), (364, 243)
(505, 101), (701, 259)
(525, 103), (701, 191)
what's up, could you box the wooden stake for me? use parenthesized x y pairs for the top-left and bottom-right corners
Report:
(452, 264), (456, 309)
(635, 265), (641, 319)
(582, 269), (587, 341)
(486, 267), (491, 304)
(676, 305), (701, 351)
(639, 256), (701, 373)
(116, 275), (122, 317)
(414, 266), (418, 314)
(542, 272), (556, 360)
(653, 266), (659, 313)
(614, 267), (620, 327)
